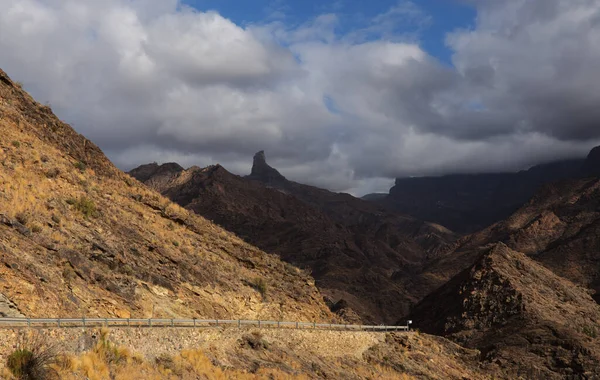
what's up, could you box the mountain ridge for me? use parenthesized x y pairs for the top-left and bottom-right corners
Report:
(130, 153), (455, 324)
(380, 158), (588, 233)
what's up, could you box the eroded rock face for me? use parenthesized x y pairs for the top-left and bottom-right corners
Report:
(408, 244), (600, 378)
(0, 293), (24, 318)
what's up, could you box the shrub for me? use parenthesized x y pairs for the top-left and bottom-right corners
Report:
(7, 349), (34, 378)
(73, 196), (97, 218)
(251, 277), (268, 297)
(44, 168), (60, 179)
(583, 325), (597, 338)
(11, 141), (20, 148)
(6, 332), (59, 380)
(94, 328), (130, 365)
(74, 161), (86, 172)
(51, 214), (61, 225)
(241, 331), (269, 350)
(31, 224), (42, 233)
(15, 212), (29, 225)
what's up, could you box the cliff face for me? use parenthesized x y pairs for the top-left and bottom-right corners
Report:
(0, 68), (332, 322)
(383, 159), (586, 233)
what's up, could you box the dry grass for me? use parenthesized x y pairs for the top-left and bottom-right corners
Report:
(48, 330), (310, 380)
(0, 73), (335, 322)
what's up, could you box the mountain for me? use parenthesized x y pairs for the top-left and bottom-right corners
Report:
(408, 243), (600, 378)
(401, 150), (600, 376)
(381, 159), (586, 233)
(584, 146), (600, 177)
(417, 172), (600, 300)
(361, 193), (388, 202)
(130, 153), (455, 324)
(0, 68), (332, 322)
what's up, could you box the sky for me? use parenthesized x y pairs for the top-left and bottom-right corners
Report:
(1, 0), (600, 195)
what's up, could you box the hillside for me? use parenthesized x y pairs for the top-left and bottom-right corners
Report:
(130, 155), (454, 324)
(6, 327), (509, 379)
(0, 68), (333, 322)
(417, 164), (600, 303)
(0, 66), (515, 379)
(381, 159), (586, 233)
(408, 243), (600, 378)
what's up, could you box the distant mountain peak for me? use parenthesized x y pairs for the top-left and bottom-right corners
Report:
(249, 150), (286, 183)
(583, 145), (600, 176)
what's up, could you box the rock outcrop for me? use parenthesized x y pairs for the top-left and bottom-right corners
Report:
(247, 150), (286, 184)
(409, 243), (600, 378)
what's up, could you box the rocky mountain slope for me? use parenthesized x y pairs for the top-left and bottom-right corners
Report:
(130, 154), (454, 324)
(409, 243), (600, 379)
(380, 159), (586, 233)
(417, 156), (600, 303)
(0, 68), (332, 322)
(0, 67), (517, 379)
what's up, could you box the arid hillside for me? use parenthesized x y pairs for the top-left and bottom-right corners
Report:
(409, 243), (600, 379)
(418, 170), (600, 301)
(0, 66), (513, 380)
(0, 327), (502, 380)
(130, 154), (454, 324)
(0, 68), (332, 322)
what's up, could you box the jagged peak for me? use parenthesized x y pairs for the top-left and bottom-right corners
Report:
(249, 150), (286, 183)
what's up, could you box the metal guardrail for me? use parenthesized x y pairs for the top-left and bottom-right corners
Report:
(0, 318), (411, 332)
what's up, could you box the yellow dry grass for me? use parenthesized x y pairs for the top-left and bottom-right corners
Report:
(0, 77), (334, 322)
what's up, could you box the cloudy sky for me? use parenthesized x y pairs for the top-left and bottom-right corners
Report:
(1, 0), (600, 195)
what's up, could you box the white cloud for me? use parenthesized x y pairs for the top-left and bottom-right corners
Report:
(0, 0), (599, 195)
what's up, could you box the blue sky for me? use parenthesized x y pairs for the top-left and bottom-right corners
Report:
(182, 0), (476, 64)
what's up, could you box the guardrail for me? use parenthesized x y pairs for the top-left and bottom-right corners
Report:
(0, 318), (412, 332)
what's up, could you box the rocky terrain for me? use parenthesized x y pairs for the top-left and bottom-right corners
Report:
(0, 66), (509, 379)
(417, 154), (600, 302)
(4, 64), (600, 378)
(130, 153), (454, 324)
(0, 68), (332, 323)
(0, 327), (499, 379)
(379, 159), (586, 233)
(409, 243), (600, 379)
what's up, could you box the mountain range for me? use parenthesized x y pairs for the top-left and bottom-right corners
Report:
(3, 64), (600, 377)
(372, 157), (595, 233)
(130, 151), (455, 324)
